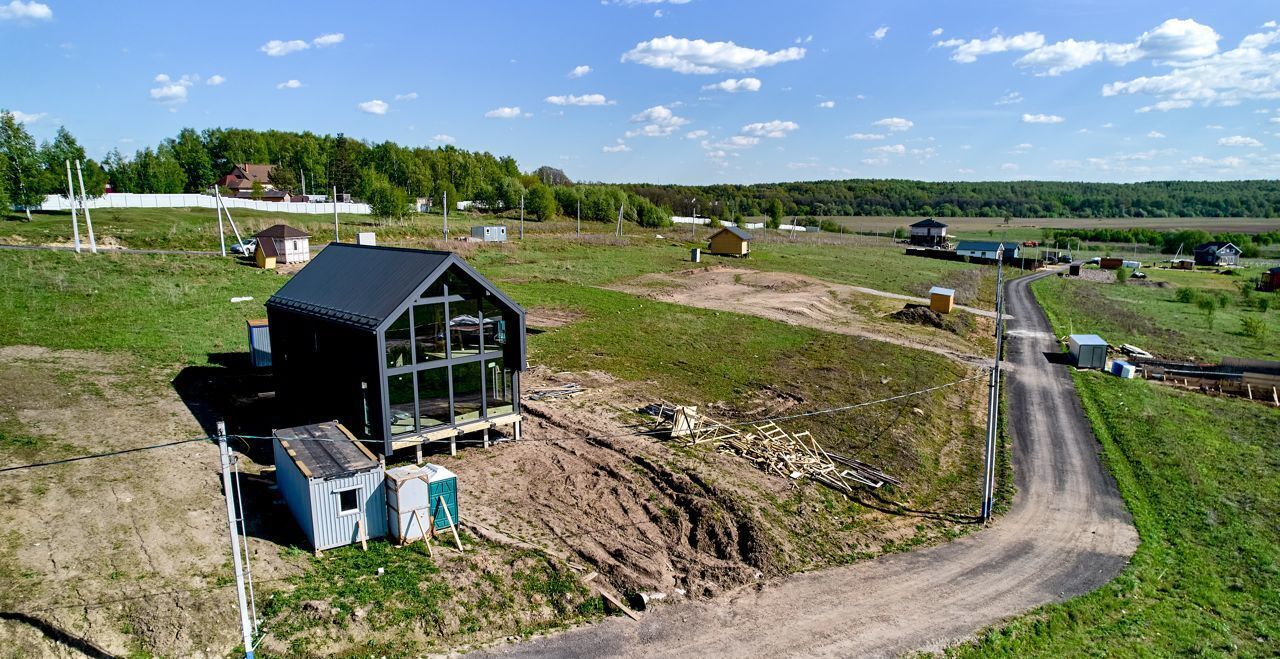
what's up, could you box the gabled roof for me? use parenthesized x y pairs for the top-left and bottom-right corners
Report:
(712, 226), (752, 241)
(1194, 242), (1239, 253)
(257, 237), (279, 258)
(275, 421), (379, 479)
(234, 163), (275, 183)
(910, 218), (948, 228)
(255, 224), (309, 239)
(956, 240), (1019, 252)
(266, 243), (524, 332)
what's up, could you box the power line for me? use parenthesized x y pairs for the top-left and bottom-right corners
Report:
(0, 438), (209, 474)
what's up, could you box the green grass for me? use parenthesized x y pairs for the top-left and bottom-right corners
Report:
(951, 374), (1280, 657)
(1033, 267), (1278, 361)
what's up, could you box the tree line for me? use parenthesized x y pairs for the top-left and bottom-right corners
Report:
(1043, 227), (1280, 257)
(621, 179), (1280, 220)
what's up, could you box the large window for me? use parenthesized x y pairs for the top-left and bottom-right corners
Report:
(416, 366), (450, 428)
(387, 372), (415, 436)
(448, 298), (482, 358)
(385, 310), (411, 368)
(414, 304), (447, 362)
(452, 361), (483, 422)
(485, 358), (515, 416)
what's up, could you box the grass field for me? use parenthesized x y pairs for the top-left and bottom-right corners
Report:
(1033, 266), (1278, 361)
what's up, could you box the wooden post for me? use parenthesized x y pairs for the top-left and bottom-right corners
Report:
(65, 161), (81, 253)
(514, 419), (522, 441)
(450, 433), (456, 457)
(414, 509), (433, 556)
(356, 515), (369, 551)
(415, 442), (422, 464)
(1247, 384), (1253, 400)
(1272, 386), (1278, 407)
(75, 160), (97, 253)
(438, 495), (463, 551)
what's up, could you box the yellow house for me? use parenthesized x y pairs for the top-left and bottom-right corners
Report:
(929, 286), (955, 314)
(706, 226), (751, 257)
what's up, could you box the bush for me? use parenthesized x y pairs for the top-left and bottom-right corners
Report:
(1255, 297), (1271, 313)
(1241, 317), (1266, 339)
(1196, 296), (1218, 328)
(1115, 267), (1131, 284)
(1174, 287), (1200, 304)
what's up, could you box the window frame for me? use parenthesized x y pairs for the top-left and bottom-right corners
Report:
(335, 487), (361, 516)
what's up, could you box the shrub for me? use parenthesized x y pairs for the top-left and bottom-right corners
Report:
(1256, 297), (1271, 313)
(1196, 296), (1218, 329)
(1241, 317), (1266, 339)
(1215, 291), (1232, 309)
(1174, 287), (1199, 304)
(1116, 267), (1131, 284)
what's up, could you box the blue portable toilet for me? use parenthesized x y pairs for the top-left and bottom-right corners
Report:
(1110, 359), (1137, 379)
(384, 463), (458, 543)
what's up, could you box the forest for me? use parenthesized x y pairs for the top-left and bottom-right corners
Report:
(4, 111), (1279, 227)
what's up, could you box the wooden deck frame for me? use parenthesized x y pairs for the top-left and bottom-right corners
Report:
(391, 412), (524, 457)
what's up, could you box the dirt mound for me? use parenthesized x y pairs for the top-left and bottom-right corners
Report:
(890, 304), (946, 329)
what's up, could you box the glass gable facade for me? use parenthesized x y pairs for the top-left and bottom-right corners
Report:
(382, 265), (520, 439)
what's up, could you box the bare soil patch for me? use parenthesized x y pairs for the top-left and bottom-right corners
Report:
(526, 307), (585, 329)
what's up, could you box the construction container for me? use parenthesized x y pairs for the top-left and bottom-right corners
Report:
(385, 464), (458, 540)
(1068, 263), (1081, 276)
(1068, 334), (1109, 369)
(1099, 257), (1123, 270)
(471, 225), (507, 242)
(357, 232), (376, 246)
(247, 318), (272, 367)
(690, 247), (701, 263)
(273, 421), (388, 551)
(929, 286), (955, 314)
(1122, 260), (1142, 270)
(1110, 359), (1137, 379)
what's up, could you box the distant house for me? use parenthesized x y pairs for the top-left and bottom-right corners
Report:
(233, 188), (290, 202)
(707, 226), (751, 256)
(956, 240), (1020, 260)
(1193, 242), (1241, 267)
(908, 218), (949, 247)
(254, 224), (311, 265)
(217, 163), (276, 193)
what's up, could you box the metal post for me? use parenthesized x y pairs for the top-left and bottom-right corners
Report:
(576, 199), (580, 236)
(519, 194), (524, 240)
(217, 421), (256, 658)
(981, 247), (1006, 521)
(333, 186), (339, 242)
(65, 161), (81, 253)
(74, 160), (97, 253)
(616, 203), (624, 237)
(217, 195), (227, 257)
(443, 190), (448, 241)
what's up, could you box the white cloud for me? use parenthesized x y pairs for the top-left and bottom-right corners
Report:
(654, 9), (663, 17)
(936, 31), (1045, 63)
(312, 33), (344, 48)
(861, 158), (888, 166)
(1022, 112), (1065, 123)
(602, 143), (632, 153)
(1135, 100), (1194, 113)
(931, 27), (944, 37)
(0, 1), (51, 21)
(870, 144), (906, 155)
(395, 92), (418, 101)
(1218, 135), (1263, 147)
(872, 117), (913, 131)
(1147, 130), (1166, 138)
(1206, 123), (1225, 129)
(485, 106), (523, 119)
(621, 35), (805, 74)
(685, 129), (709, 139)
(568, 64), (592, 78)
(1012, 142), (1033, 153)
(846, 132), (885, 140)
(787, 161), (819, 170)
(544, 93), (615, 106)
(1015, 39), (1139, 76)
(741, 120), (798, 138)
(706, 135), (760, 150)
(260, 39), (309, 57)
(1137, 19), (1220, 61)
(206, 74), (226, 86)
(9, 110), (45, 124)
(1001, 163), (1020, 172)
(431, 134), (455, 145)
(817, 100), (835, 109)
(701, 77), (762, 92)
(872, 26), (889, 41)
(276, 79), (303, 90)
(149, 73), (196, 105)
(625, 105), (688, 136)
(1265, 21), (1278, 29)
(995, 90), (1023, 105)
(357, 99), (388, 115)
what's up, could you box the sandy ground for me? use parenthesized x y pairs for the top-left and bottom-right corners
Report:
(476, 269), (1140, 658)
(609, 266), (999, 369)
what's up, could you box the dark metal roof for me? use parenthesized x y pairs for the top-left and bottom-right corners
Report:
(910, 218), (948, 228)
(275, 421), (379, 479)
(267, 243), (453, 330)
(255, 224), (309, 239)
(714, 226), (752, 241)
(1194, 242), (1239, 253)
(957, 240), (1020, 252)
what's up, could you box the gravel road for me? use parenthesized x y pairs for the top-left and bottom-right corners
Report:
(477, 268), (1138, 658)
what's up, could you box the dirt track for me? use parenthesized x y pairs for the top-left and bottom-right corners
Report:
(478, 269), (1139, 657)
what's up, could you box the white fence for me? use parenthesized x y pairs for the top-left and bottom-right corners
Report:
(39, 193), (370, 215)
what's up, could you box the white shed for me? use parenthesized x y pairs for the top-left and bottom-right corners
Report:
(254, 224), (311, 264)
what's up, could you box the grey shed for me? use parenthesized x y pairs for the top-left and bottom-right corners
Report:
(1068, 334), (1109, 369)
(471, 226), (507, 242)
(273, 421), (388, 551)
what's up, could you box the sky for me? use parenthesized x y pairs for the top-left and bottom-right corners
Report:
(3, 0), (1280, 185)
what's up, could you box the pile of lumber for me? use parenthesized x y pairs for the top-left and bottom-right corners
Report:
(529, 383), (585, 401)
(655, 406), (895, 492)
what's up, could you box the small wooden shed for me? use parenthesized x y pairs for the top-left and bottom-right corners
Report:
(273, 421), (388, 551)
(1099, 257), (1123, 270)
(707, 226), (751, 257)
(1258, 266), (1280, 292)
(254, 224), (311, 265)
(928, 286), (955, 314)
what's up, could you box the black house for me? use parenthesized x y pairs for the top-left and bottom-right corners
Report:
(908, 218), (949, 247)
(266, 244), (526, 455)
(1193, 242), (1242, 267)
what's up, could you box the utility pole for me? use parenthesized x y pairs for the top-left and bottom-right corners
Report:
(981, 246), (1007, 522)
(65, 160), (81, 253)
(74, 160), (97, 253)
(217, 421), (256, 658)
(217, 191), (227, 256)
(301, 169), (306, 197)
(332, 186), (339, 242)
(576, 199), (581, 236)
(519, 194), (525, 240)
(443, 190), (449, 241)
(615, 202), (624, 237)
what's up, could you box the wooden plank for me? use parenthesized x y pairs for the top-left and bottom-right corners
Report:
(597, 588), (641, 621)
(337, 422), (379, 461)
(413, 508), (433, 557)
(438, 495), (464, 551)
(456, 420), (492, 434)
(356, 515), (368, 551)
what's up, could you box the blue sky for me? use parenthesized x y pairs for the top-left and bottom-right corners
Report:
(3, 0), (1279, 184)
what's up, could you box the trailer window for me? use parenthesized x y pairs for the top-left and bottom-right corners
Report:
(337, 488), (360, 514)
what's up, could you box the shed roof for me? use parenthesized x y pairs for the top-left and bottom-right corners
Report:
(275, 421), (379, 479)
(712, 226), (752, 241)
(1069, 334), (1108, 347)
(255, 224), (309, 239)
(257, 236), (279, 258)
(1194, 241), (1239, 253)
(956, 240), (1019, 252)
(910, 218), (948, 228)
(267, 244), (453, 329)
(928, 286), (955, 297)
